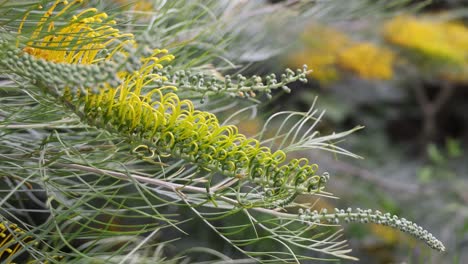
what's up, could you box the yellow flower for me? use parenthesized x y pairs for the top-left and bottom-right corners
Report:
(337, 42), (394, 80)
(289, 50), (339, 83)
(288, 25), (349, 83)
(22, 1), (134, 65)
(290, 24), (394, 82)
(113, 0), (154, 11)
(384, 15), (468, 67)
(0, 221), (31, 261)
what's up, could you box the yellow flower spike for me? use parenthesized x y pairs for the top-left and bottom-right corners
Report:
(13, 1), (328, 203)
(23, 2), (127, 64)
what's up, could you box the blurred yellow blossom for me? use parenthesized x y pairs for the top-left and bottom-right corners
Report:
(370, 224), (418, 248)
(289, 24), (394, 82)
(288, 25), (349, 83)
(384, 15), (468, 67)
(114, 0), (154, 11)
(337, 42), (395, 80)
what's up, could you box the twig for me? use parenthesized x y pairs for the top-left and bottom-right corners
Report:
(0, 119), (79, 129)
(412, 80), (455, 142)
(56, 162), (210, 194)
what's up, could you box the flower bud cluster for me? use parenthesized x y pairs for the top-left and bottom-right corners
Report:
(0, 43), (120, 93)
(297, 207), (445, 252)
(82, 77), (324, 196)
(154, 65), (310, 99)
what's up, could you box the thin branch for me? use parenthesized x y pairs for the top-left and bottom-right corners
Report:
(56, 162), (210, 194)
(51, 161), (306, 221)
(431, 82), (455, 114)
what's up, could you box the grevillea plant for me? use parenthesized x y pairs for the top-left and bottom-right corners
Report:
(0, 0), (444, 263)
(6, 0), (323, 202)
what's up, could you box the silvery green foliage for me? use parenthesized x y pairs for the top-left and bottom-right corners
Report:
(106, 0), (418, 67)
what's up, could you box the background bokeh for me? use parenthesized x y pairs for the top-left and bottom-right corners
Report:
(270, 0), (468, 263)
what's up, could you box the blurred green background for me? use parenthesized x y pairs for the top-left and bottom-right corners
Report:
(269, 0), (468, 263)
